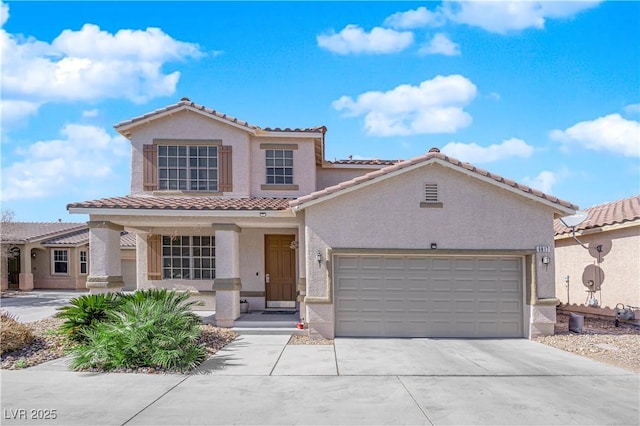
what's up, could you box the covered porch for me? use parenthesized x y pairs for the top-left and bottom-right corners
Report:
(72, 203), (307, 328)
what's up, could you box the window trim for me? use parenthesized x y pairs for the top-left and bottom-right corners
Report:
(264, 148), (295, 186)
(161, 236), (216, 280)
(51, 249), (70, 275)
(79, 250), (88, 275)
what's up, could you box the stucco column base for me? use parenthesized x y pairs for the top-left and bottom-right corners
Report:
(529, 305), (556, 337)
(86, 275), (124, 294)
(18, 273), (34, 291)
(213, 278), (241, 327)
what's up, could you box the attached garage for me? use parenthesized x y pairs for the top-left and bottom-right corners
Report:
(334, 254), (524, 338)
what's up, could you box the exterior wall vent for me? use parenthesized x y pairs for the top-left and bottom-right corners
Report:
(420, 183), (443, 208)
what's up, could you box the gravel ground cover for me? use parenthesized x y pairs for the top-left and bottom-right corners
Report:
(1, 316), (237, 373)
(534, 312), (640, 373)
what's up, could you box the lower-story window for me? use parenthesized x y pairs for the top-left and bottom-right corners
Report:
(52, 249), (69, 274)
(79, 250), (88, 274)
(162, 236), (215, 279)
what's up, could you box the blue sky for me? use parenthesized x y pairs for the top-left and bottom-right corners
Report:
(1, 1), (638, 223)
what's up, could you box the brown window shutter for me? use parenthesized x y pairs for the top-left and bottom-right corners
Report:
(219, 145), (233, 192)
(147, 235), (161, 281)
(143, 144), (158, 191)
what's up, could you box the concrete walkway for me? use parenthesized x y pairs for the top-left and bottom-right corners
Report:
(2, 331), (638, 425)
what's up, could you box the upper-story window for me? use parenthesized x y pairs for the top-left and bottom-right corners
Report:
(158, 146), (218, 191)
(265, 149), (294, 185)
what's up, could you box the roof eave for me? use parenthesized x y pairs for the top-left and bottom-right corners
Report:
(68, 207), (296, 218)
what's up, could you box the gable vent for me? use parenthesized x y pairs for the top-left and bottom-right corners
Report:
(424, 183), (438, 202)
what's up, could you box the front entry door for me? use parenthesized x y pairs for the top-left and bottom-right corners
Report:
(265, 235), (296, 308)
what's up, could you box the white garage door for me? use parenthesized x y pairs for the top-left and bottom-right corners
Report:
(335, 255), (523, 338)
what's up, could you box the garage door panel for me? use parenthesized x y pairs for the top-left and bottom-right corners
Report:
(335, 254), (523, 338)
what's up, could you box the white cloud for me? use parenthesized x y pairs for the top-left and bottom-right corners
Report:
(0, 11), (204, 125)
(384, 6), (446, 29)
(444, 1), (601, 34)
(332, 74), (477, 136)
(82, 109), (99, 118)
(0, 1), (8, 28)
(317, 24), (413, 55)
(522, 170), (557, 194)
(550, 113), (640, 158)
(624, 103), (640, 115)
(0, 99), (41, 128)
(441, 138), (533, 163)
(1, 124), (129, 201)
(418, 33), (460, 56)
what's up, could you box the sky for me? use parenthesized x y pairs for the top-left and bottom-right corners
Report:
(1, 0), (639, 223)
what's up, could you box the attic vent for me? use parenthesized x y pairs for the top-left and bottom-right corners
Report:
(420, 183), (443, 208)
(425, 183), (438, 202)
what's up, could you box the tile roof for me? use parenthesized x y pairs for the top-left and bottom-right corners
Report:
(42, 229), (89, 245)
(67, 196), (293, 211)
(328, 159), (401, 166)
(115, 97), (326, 135)
(0, 222), (86, 243)
(554, 194), (640, 235)
(291, 147), (578, 211)
(119, 231), (137, 248)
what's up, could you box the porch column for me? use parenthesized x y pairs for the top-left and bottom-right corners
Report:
(18, 244), (34, 291)
(86, 221), (124, 294)
(212, 224), (241, 327)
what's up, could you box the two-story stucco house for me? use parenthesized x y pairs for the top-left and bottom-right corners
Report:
(67, 98), (577, 339)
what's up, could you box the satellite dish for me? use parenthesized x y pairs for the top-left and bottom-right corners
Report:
(559, 211), (588, 228)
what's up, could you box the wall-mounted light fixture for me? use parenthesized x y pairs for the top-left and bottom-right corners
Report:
(430, 243), (437, 250)
(541, 255), (551, 265)
(316, 251), (322, 265)
(31, 251), (37, 259)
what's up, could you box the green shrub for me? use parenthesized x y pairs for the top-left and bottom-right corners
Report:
(68, 289), (206, 372)
(0, 311), (34, 354)
(56, 293), (120, 342)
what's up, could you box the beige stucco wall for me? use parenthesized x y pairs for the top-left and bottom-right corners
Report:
(128, 110), (252, 196)
(250, 137), (317, 197)
(302, 163), (561, 338)
(33, 246), (88, 290)
(316, 166), (380, 190)
(554, 224), (640, 309)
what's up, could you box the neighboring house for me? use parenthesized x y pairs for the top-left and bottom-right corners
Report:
(67, 97), (577, 339)
(0, 222), (136, 291)
(554, 195), (640, 311)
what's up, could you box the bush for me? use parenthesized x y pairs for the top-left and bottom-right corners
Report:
(68, 289), (206, 372)
(0, 311), (34, 354)
(56, 293), (120, 342)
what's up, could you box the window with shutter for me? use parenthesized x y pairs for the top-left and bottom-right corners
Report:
(147, 235), (162, 280)
(143, 145), (158, 191)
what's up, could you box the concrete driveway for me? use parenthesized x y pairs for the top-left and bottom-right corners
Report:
(2, 332), (638, 425)
(0, 291), (87, 322)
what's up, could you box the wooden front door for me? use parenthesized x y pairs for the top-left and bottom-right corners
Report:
(265, 235), (296, 307)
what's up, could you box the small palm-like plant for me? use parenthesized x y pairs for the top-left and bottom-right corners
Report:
(69, 289), (206, 372)
(56, 293), (120, 342)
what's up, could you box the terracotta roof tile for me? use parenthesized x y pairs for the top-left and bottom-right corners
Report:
(329, 159), (400, 166)
(119, 232), (137, 248)
(554, 195), (640, 235)
(43, 229), (89, 245)
(114, 98), (325, 135)
(67, 196), (293, 211)
(0, 222), (86, 243)
(290, 149), (578, 211)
